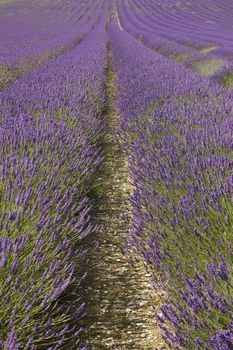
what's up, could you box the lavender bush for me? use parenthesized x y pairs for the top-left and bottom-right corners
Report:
(110, 19), (233, 349)
(0, 13), (107, 349)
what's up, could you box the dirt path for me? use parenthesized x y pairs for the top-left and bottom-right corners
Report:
(78, 36), (165, 350)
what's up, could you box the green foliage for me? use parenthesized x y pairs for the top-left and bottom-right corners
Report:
(192, 58), (224, 76)
(173, 53), (188, 63)
(221, 71), (233, 88)
(199, 46), (217, 54)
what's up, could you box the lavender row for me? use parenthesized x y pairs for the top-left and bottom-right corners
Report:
(0, 0), (104, 89)
(125, 0), (233, 48)
(0, 17), (107, 349)
(110, 22), (233, 350)
(117, 0), (233, 82)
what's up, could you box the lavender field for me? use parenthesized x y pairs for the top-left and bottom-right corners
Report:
(1, 0), (233, 349)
